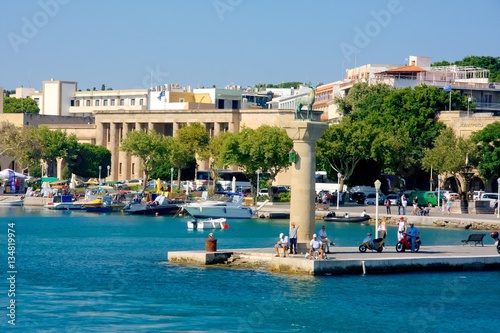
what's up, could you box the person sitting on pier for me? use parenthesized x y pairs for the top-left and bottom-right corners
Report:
(308, 234), (324, 260)
(318, 225), (333, 254)
(274, 233), (289, 257)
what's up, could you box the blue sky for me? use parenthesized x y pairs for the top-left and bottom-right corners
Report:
(1, 0), (499, 91)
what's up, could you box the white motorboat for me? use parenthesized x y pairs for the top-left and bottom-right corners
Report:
(0, 197), (24, 206)
(181, 192), (268, 219)
(187, 218), (227, 230)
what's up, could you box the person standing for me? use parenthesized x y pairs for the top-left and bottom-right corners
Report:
(378, 221), (387, 240)
(446, 199), (452, 215)
(288, 222), (299, 255)
(385, 198), (391, 214)
(397, 216), (406, 242)
(407, 222), (420, 252)
(401, 194), (407, 215)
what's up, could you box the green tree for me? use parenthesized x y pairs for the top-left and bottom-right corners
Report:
(317, 118), (376, 191)
(3, 97), (40, 114)
(67, 143), (111, 179)
(37, 126), (79, 177)
(120, 129), (169, 188)
(169, 137), (195, 189)
(422, 127), (475, 193)
(469, 122), (500, 183)
(222, 125), (292, 201)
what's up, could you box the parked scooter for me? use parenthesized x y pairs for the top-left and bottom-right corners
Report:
(359, 233), (384, 253)
(396, 232), (421, 252)
(491, 231), (500, 254)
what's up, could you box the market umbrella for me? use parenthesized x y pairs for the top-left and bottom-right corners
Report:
(232, 176), (236, 192)
(0, 169), (27, 179)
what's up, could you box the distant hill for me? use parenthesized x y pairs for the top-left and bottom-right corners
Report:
(432, 56), (500, 82)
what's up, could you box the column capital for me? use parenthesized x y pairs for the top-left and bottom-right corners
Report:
(284, 121), (328, 142)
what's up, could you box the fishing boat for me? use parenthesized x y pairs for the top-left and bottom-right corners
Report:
(44, 195), (83, 210)
(181, 192), (268, 219)
(82, 195), (125, 213)
(322, 211), (371, 223)
(187, 218), (228, 230)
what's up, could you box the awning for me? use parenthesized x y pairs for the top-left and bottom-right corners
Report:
(42, 177), (59, 183)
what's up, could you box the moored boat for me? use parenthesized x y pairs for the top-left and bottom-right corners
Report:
(323, 211), (371, 223)
(187, 217), (228, 229)
(44, 195), (83, 210)
(123, 194), (185, 215)
(181, 191), (268, 219)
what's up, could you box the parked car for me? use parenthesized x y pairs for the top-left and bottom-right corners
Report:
(448, 192), (460, 201)
(386, 193), (399, 205)
(364, 192), (385, 205)
(241, 188), (252, 196)
(128, 179), (143, 185)
(479, 193), (498, 208)
(271, 186), (289, 195)
(350, 192), (366, 204)
(258, 188), (269, 196)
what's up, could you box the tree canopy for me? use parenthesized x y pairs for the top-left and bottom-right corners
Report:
(3, 97), (40, 114)
(120, 129), (171, 187)
(469, 122), (500, 182)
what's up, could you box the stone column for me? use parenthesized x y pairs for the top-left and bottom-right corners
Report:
(285, 121), (328, 253)
(56, 157), (64, 181)
(109, 123), (117, 181)
(121, 123), (130, 180)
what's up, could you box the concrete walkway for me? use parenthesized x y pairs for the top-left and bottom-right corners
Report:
(168, 243), (500, 275)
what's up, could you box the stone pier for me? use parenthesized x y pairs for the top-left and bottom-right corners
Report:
(285, 121), (328, 253)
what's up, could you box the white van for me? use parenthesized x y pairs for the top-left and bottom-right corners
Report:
(479, 193), (498, 207)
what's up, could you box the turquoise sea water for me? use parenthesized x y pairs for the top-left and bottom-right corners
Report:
(1, 207), (499, 332)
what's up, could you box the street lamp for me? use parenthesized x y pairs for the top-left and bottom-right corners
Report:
(437, 174), (442, 209)
(256, 169), (261, 198)
(336, 172), (342, 210)
(107, 165), (110, 181)
(497, 178), (500, 218)
(98, 166), (102, 184)
(374, 179), (381, 238)
(170, 167), (174, 190)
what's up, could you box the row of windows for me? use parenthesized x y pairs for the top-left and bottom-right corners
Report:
(72, 99), (145, 107)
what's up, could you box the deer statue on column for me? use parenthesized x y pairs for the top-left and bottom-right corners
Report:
(294, 83), (316, 120)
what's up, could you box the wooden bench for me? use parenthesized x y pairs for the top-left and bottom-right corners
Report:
(461, 233), (486, 246)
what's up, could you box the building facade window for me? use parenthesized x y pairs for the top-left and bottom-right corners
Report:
(139, 99), (143, 106)
(103, 100), (108, 106)
(111, 99), (115, 106)
(131, 99), (135, 106)
(120, 99), (124, 106)
(75, 100), (80, 107)
(95, 100), (100, 107)
(86, 100), (91, 107)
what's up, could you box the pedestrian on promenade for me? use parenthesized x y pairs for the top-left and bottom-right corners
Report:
(446, 199), (452, 215)
(401, 194), (407, 215)
(385, 198), (391, 214)
(378, 221), (387, 240)
(397, 216), (406, 242)
(289, 222), (299, 255)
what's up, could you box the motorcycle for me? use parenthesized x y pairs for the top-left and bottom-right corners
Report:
(396, 232), (421, 252)
(491, 231), (500, 254)
(359, 233), (384, 253)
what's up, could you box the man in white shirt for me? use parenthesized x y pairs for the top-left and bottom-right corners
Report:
(274, 233), (289, 257)
(308, 234), (324, 260)
(318, 225), (333, 253)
